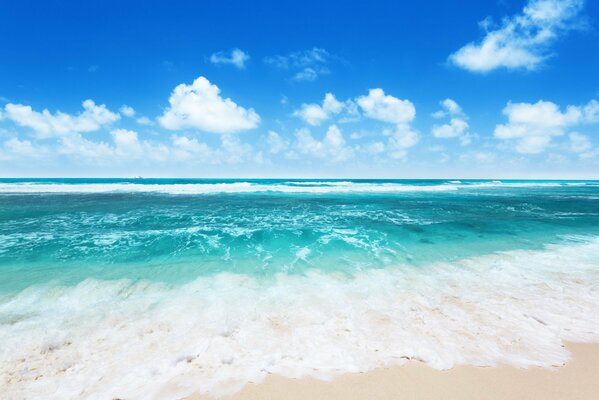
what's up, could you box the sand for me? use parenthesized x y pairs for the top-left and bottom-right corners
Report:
(187, 342), (599, 400)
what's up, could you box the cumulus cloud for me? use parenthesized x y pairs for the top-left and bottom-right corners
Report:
(118, 104), (154, 126)
(158, 76), (260, 134)
(209, 48), (250, 69)
(385, 125), (420, 160)
(568, 132), (592, 153)
(356, 88), (415, 125)
(266, 131), (288, 154)
(355, 88), (419, 159)
(3, 100), (119, 138)
(584, 99), (599, 122)
(170, 135), (213, 161)
(291, 88), (419, 160)
(431, 98), (472, 145)
(293, 93), (344, 125)
(119, 105), (135, 118)
(450, 0), (585, 73)
(494, 99), (598, 153)
(0, 137), (48, 160)
(264, 48), (332, 81)
(136, 116), (153, 126)
(110, 129), (145, 158)
(295, 125), (354, 162)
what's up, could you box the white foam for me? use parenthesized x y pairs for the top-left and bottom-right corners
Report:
(1, 239), (599, 400)
(1, 180), (596, 195)
(0, 182), (459, 194)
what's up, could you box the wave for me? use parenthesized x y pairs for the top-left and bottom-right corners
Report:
(0, 182), (460, 194)
(1, 180), (597, 194)
(1, 238), (599, 399)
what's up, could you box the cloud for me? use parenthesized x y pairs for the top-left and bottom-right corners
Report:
(356, 88), (415, 125)
(449, 0), (585, 73)
(58, 134), (114, 161)
(171, 135), (213, 161)
(264, 48), (332, 81)
(494, 99), (598, 153)
(568, 132), (592, 153)
(118, 106), (154, 126)
(209, 48), (250, 69)
(266, 131), (288, 154)
(293, 68), (320, 82)
(584, 99), (599, 122)
(119, 105), (135, 118)
(459, 151), (496, 164)
(431, 98), (472, 145)
(3, 100), (119, 138)
(293, 93), (344, 125)
(110, 129), (144, 158)
(290, 88), (419, 160)
(0, 137), (48, 160)
(158, 76), (260, 134)
(384, 125), (420, 160)
(136, 116), (153, 126)
(295, 125), (354, 162)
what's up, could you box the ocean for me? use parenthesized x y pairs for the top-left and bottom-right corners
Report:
(1, 178), (599, 399)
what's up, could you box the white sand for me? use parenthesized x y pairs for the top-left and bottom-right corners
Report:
(188, 342), (599, 400)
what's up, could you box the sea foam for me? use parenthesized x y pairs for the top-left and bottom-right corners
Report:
(1, 238), (599, 399)
(0, 180), (591, 194)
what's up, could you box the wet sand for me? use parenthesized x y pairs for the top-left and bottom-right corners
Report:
(188, 342), (599, 400)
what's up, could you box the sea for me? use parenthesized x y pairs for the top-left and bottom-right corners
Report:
(1, 178), (598, 399)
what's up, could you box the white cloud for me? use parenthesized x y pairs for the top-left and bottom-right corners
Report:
(118, 105), (153, 126)
(209, 48), (250, 69)
(293, 68), (319, 82)
(366, 141), (386, 154)
(459, 151), (496, 164)
(266, 131), (288, 154)
(385, 125), (420, 160)
(110, 129), (143, 158)
(136, 116), (153, 126)
(432, 98), (462, 119)
(119, 105), (135, 118)
(265, 48), (332, 81)
(295, 125), (354, 162)
(158, 76), (260, 134)
(493, 99), (589, 153)
(58, 134), (114, 160)
(568, 132), (592, 153)
(354, 88), (419, 159)
(0, 137), (47, 160)
(515, 135), (552, 154)
(221, 135), (263, 164)
(450, 0), (585, 72)
(584, 99), (599, 122)
(356, 88), (415, 125)
(293, 93), (344, 125)
(431, 98), (472, 145)
(3, 100), (119, 138)
(432, 119), (468, 138)
(171, 135), (213, 161)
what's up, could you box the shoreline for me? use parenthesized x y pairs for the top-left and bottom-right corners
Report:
(188, 342), (599, 400)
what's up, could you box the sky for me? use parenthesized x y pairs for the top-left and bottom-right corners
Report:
(0, 0), (598, 178)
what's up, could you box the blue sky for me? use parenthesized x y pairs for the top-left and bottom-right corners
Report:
(0, 0), (598, 178)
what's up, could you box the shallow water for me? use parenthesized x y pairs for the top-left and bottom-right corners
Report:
(1, 179), (598, 399)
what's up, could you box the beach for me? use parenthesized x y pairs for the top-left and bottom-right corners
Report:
(189, 342), (599, 400)
(1, 179), (599, 399)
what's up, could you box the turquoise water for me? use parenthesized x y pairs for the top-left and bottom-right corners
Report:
(1, 179), (599, 399)
(1, 179), (598, 292)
